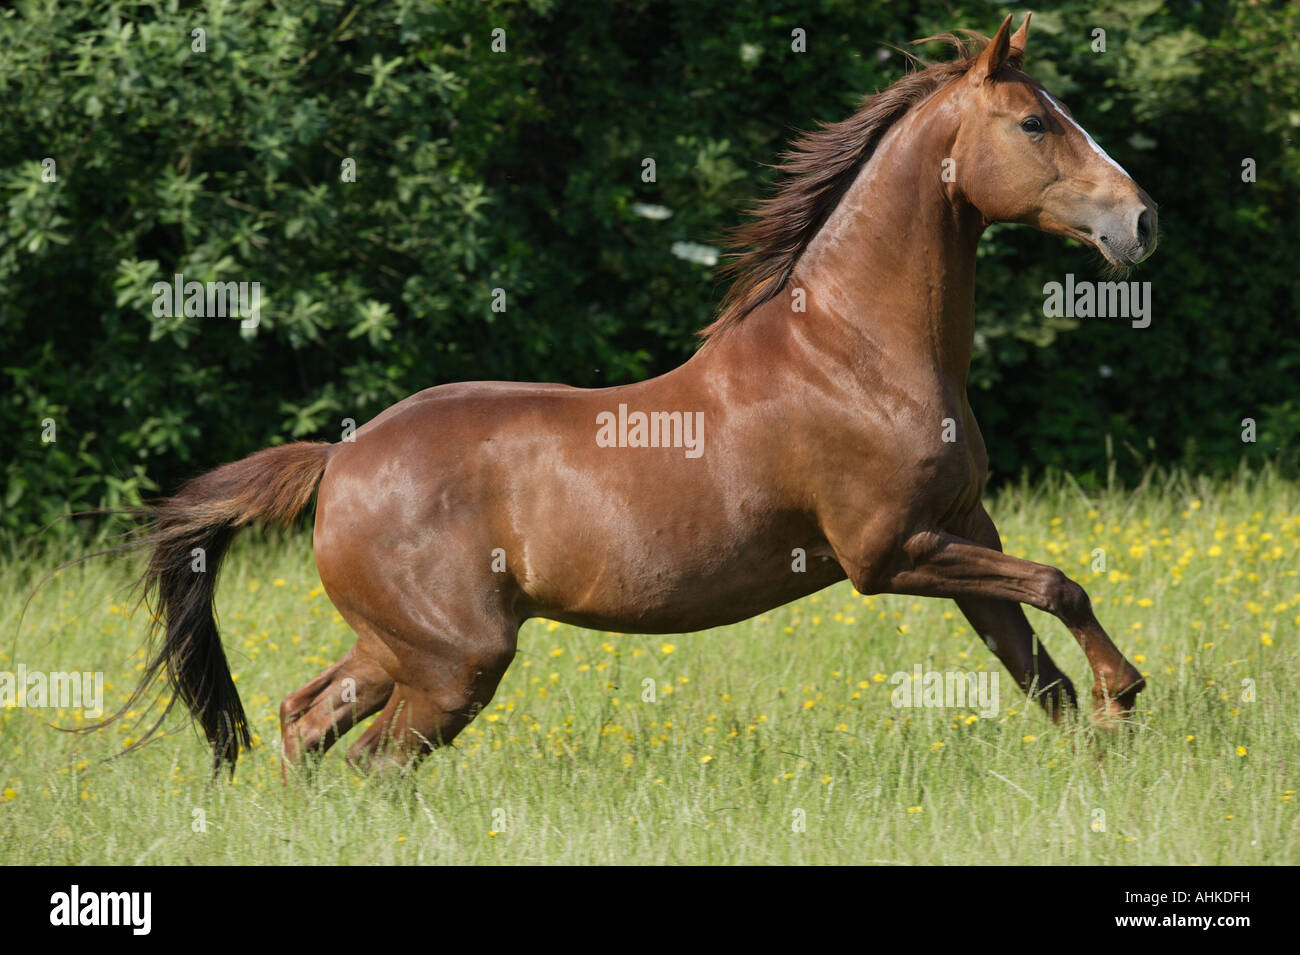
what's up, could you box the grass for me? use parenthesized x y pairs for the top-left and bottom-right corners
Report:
(1, 469), (1296, 864)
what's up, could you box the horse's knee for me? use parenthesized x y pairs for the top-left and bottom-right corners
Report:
(1043, 568), (1091, 621)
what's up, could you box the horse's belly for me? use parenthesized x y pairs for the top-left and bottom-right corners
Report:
(526, 541), (847, 634)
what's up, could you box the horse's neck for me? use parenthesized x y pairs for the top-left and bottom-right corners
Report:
(787, 94), (984, 386)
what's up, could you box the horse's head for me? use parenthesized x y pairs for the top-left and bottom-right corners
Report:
(946, 14), (1157, 267)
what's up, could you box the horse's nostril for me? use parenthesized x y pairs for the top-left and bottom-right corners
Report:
(1137, 209), (1153, 245)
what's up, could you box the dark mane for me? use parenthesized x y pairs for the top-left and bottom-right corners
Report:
(699, 33), (1000, 341)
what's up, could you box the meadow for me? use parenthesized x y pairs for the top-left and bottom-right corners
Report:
(1, 469), (1296, 865)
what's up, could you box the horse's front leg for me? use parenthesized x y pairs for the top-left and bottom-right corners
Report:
(879, 524), (1144, 725)
(940, 507), (1077, 719)
(953, 597), (1078, 721)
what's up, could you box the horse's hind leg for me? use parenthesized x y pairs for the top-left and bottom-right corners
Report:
(343, 623), (517, 774)
(279, 643), (393, 774)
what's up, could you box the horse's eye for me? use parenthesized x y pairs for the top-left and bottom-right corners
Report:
(1020, 116), (1044, 134)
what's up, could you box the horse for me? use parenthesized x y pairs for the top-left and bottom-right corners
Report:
(103, 14), (1156, 775)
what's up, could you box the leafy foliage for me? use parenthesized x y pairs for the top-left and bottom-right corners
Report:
(1, 0), (1296, 538)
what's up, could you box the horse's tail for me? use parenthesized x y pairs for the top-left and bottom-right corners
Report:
(103, 441), (335, 774)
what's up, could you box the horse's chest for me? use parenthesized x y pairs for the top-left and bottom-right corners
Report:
(918, 417), (988, 522)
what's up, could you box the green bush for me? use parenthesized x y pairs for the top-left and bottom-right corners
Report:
(2, 0), (1296, 539)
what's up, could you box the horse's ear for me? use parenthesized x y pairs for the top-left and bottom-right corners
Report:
(968, 14), (1013, 84)
(1009, 13), (1031, 66)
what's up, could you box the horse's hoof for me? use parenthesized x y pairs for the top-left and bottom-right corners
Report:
(1090, 671), (1145, 729)
(1038, 675), (1079, 723)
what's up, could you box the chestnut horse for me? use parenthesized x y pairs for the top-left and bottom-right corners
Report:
(111, 15), (1156, 774)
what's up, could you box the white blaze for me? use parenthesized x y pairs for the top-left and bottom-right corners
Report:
(1042, 91), (1133, 182)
